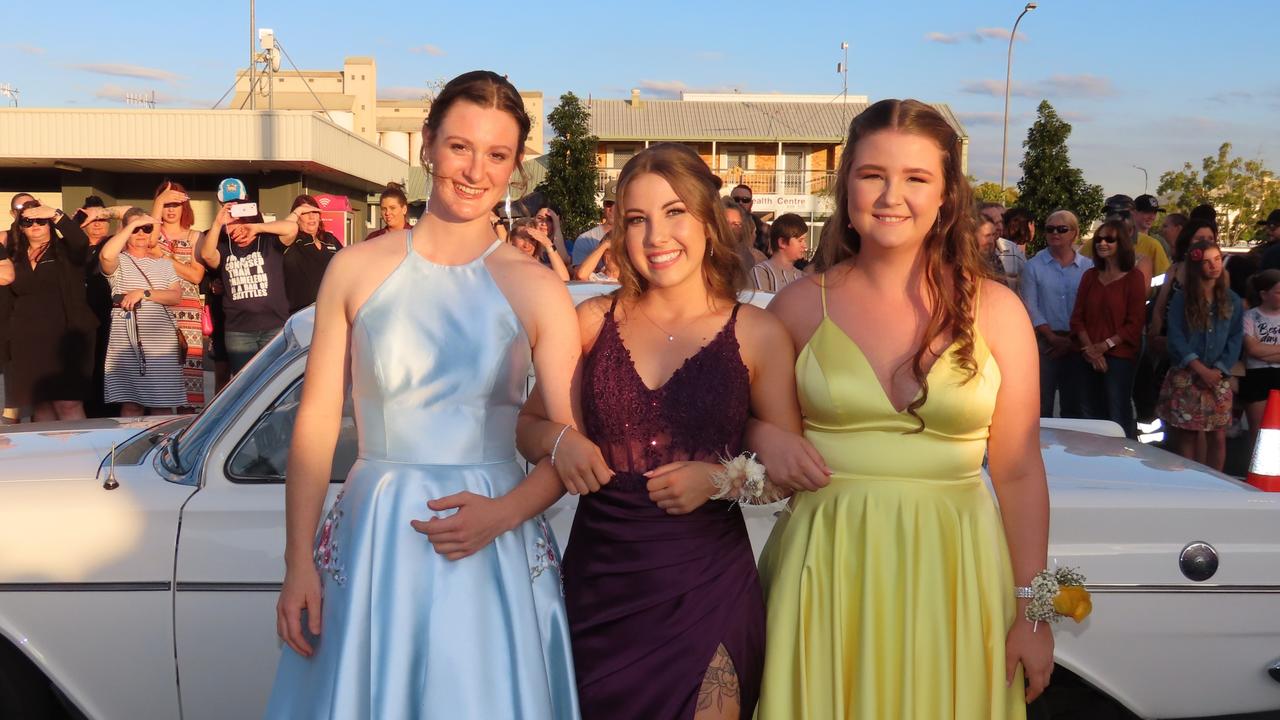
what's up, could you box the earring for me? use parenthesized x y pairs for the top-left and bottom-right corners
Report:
(503, 187), (512, 220)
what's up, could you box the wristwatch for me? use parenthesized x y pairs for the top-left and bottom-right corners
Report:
(143, 290), (152, 299)
(1105, 337), (1116, 349)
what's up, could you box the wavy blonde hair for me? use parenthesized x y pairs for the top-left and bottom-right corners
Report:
(816, 99), (985, 431)
(608, 143), (747, 305)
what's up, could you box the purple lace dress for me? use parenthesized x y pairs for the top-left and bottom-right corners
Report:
(563, 299), (764, 719)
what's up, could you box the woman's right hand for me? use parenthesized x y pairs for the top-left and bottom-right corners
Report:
(1197, 367), (1224, 388)
(276, 564), (323, 658)
(747, 419), (831, 493)
(552, 427), (613, 495)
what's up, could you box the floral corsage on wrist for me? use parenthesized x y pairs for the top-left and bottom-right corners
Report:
(1017, 567), (1092, 631)
(709, 452), (785, 505)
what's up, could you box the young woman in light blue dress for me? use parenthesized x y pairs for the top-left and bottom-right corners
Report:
(265, 70), (581, 719)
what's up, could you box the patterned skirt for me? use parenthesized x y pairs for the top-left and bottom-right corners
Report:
(1156, 366), (1232, 431)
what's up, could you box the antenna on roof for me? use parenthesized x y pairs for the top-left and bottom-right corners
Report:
(125, 91), (157, 109)
(0, 84), (18, 107)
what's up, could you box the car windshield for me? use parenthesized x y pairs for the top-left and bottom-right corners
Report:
(158, 327), (304, 481)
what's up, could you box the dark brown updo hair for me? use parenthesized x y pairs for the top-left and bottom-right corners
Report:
(420, 71), (531, 175)
(817, 98), (983, 430)
(609, 143), (746, 304)
(380, 182), (408, 207)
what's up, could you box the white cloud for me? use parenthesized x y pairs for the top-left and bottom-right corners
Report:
(961, 79), (1035, 98)
(3, 43), (45, 56)
(955, 111), (1006, 126)
(927, 27), (1027, 44)
(638, 80), (689, 97)
(91, 83), (209, 108)
(72, 63), (181, 83)
(961, 74), (1114, 99)
(409, 44), (446, 57)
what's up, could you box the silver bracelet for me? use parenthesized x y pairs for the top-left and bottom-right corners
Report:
(549, 425), (571, 467)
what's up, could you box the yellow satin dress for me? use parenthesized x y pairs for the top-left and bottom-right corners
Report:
(757, 282), (1025, 719)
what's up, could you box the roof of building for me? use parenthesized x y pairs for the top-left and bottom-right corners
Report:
(587, 98), (966, 143)
(0, 108), (408, 192)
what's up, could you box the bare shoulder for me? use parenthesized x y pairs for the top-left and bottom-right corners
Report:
(735, 302), (792, 352)
(766, 272), (826, 348)
(575, 294), (614, 351)
(488, 242), (569, 297)
(976, 278), (1033, 356)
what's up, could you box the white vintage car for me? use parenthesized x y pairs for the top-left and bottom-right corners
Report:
(1, 289), (1278, 720)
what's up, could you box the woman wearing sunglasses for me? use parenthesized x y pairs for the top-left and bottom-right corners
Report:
(1069, 219), (1147, 438)
(0, 200), (100, 421)
(150, 180), (207, 412)
(98, 208), (186, 416)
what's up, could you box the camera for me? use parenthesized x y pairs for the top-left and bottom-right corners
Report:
(230, 202), (259, 219)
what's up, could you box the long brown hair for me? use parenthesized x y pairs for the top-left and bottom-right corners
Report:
(609, 143), (746, 305)
(816, 98), (983, 430)
(1183, 239), (1231, 330)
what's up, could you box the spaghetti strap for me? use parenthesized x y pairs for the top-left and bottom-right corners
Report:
(730, 302), (743, 321)
(404, 229), (414, 256)
(479, 239), (503, 260)
(819, 274), (828, 317)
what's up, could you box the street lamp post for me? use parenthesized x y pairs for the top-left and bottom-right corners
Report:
(1133, 165), (1149, 194)
(1000, 2), (1037, 192)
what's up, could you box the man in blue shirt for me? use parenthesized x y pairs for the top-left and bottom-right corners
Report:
(1020, 212), (1093, 418)
(571, 181), (617, 272)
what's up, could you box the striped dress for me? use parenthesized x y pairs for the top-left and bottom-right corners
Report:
(104, 255), (186, 407)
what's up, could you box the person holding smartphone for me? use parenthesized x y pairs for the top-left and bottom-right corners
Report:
(196, 180), (306, 374)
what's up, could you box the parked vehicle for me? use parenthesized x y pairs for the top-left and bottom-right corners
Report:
(1, 287), (1278, 720)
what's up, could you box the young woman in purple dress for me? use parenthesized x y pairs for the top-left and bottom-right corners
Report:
(517, 143), (810, 720)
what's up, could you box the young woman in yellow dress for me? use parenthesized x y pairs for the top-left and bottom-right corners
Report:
(751, 98), (1054, 718)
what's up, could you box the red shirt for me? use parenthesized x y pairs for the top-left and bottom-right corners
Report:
(1069, 268), (1147, 360)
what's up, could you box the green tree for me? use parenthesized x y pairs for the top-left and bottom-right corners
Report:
(1015, 100), (1105, 255)
(537, 92), (600, 241)
(969, 179), (1019, 207)
(1156, 143), (1280, 246)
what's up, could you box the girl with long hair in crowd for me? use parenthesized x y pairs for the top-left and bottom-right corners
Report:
(751, 99), (1051, 718)
(267, 70), (580, 719)
(518, 142), (805, 719)
(508, 217), (571, 281)
(0, 193), (35, 424)
(1070, 219), (1147, 438)
(366, 181), (410, 241)
(0, 198), (99, 422)
(151, 181), (207, 411)
(1241, 269), (1280, 446)
(283, 193), (342, 313)
(99, 208), (186, 415)
(534, 204), (571, 264)
(1156, 239), (1243, 470)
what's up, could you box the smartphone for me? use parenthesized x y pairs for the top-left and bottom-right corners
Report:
(230, 202), (259, 219)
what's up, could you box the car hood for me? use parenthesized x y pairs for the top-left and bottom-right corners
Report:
(1042, 428), (1254, 493)
(0, 417), (171, 481)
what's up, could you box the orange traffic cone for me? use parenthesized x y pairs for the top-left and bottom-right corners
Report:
(1246, 389), (1280, 492)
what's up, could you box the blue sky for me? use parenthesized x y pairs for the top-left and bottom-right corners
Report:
(3, 0), (1275, 197)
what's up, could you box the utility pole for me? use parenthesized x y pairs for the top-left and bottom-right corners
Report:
(248, 0), (256, 110)
(1000, 3), (1037, 191)
(1133, 165), (1149, 194)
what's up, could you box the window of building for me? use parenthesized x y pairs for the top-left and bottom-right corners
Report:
(610, 146), (638, 169)
(783, 149), (807, 194)
(722, 147), (751, 173)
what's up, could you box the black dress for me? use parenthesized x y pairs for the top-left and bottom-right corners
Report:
(6, 217), (97, 407)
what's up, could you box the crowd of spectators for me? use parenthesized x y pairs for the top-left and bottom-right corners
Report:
(987, 192), (1280, 471)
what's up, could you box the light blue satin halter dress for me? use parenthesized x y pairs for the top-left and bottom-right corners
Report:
(265, 232), (579, 719)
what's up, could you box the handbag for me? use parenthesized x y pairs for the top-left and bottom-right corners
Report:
(122, 254), (188, 364)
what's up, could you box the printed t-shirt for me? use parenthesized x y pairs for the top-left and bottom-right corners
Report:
(216, 231), (290, 332)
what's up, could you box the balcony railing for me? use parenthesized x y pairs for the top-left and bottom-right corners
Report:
(596, 168), (837, 196)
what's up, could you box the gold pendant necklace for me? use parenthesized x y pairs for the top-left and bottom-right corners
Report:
(636, 304), (706, 342)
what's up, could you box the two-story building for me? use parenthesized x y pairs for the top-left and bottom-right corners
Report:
(588, 91), (968, 232)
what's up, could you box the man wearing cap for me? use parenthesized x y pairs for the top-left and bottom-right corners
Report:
(196, 179), (306, 374)
(1259, 210), (1280, 271)
(1133, 194), (1168, 254)
(571, 180), (617, 273)
(1081, 194), (1171, 287)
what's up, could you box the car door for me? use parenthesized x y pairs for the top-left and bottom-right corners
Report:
(172, 355), (356, 720)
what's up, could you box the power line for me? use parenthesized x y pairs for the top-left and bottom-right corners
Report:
(274, 39), (337, 125)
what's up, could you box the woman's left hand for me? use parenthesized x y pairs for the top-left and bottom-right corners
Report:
(645, 461), (719, 515)
(229, 223), (260, 246)
(411, 492), (515, 561)
(119, 289), (147, 311)
(1006, 614), (1054, 703)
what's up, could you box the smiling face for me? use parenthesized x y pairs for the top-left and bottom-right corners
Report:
(380, 196), (407, 229)
(847, 129), (946, 253)
(622, 172), (710, 290)
(424, 101), (521, 224)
